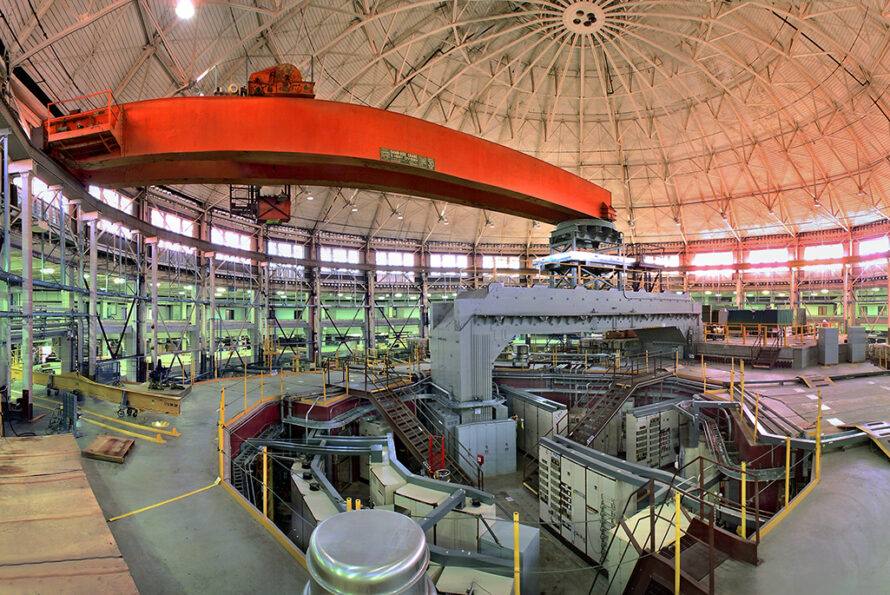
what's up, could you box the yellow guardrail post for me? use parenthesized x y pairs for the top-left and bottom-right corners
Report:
(218, 387), (226, 479)
(754, 392), (760, 441)
(322, 369), (327, 399)
(730, 358), (735, 402)
(645, 350), (649, 373)
(675, 350), (679, 374)
(260, 370), (264, 401)
(262, 445), (269, 518)
(674, 491), (681, 594)
(740, 461), (747, 539)
(784, 436), (791, 506)
(355, 499), (362, 510)
(513, 511), (521, 595)
(740, 360), (746, 416)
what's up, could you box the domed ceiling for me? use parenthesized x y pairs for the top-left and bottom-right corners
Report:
(3, 0), (890, 245)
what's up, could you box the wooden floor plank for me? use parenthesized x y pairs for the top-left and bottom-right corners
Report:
(0, 435), (138, 594)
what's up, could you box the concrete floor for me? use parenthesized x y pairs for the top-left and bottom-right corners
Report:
(715, 445), (890, 594)
(33, 373), (318, 594)
(22, 362), (890, 594)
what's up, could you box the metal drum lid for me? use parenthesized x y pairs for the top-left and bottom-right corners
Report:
(306, 509), (431, 594)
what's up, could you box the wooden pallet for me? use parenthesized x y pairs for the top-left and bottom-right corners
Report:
(81, 435), (135, 464)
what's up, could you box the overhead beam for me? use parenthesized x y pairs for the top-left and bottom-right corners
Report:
(57, 96), (611, 225)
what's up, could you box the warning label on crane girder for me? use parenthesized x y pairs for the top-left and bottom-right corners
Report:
(379, 148), (435, 171)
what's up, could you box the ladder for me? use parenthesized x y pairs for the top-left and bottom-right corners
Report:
(365, 388), (477, 487)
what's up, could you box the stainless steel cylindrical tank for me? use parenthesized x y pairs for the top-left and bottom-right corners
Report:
(303, 509), (436, 594)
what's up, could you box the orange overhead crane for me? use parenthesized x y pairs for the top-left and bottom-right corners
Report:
(41, 64), (613, 225)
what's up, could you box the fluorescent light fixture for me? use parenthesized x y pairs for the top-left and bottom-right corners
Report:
(820, 289), (829, 294)
(395, 293), (403, 298)
(113, 278), (125, 284)
(41, 267), (54, 274)
(178, 291), (185, 295)
(761, 290), (769, 295)
(175, 0), (195, 19)
(704, 291), (712, 295)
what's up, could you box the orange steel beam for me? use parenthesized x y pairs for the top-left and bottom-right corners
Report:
(59, 97), (611, 224)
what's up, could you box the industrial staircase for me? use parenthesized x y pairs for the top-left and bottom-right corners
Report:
(567, 371), (672, 447)
(364, 387), (478, 487)
(751, 334), (782, 369)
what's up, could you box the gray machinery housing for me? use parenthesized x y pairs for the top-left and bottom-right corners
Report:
(430, 283), (702, 402)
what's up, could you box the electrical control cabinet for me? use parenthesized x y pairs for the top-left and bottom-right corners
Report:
(538, 439), (636, 562)
(501, 386), (568, 454)
(626, 408), (679, 468)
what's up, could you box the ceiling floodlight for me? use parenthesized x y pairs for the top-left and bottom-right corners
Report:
(175, 0), (195, 19)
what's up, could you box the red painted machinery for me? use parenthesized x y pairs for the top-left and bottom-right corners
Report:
(247, 63), (315, 98)
(40, 64), (613, 226)
(42, 90), (122, 161)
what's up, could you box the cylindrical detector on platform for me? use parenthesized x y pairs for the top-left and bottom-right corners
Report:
(303, 509), (435, 594)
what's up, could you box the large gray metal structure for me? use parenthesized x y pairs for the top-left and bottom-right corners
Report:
(430, 283), (701, 401)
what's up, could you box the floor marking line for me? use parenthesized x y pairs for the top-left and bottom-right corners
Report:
(80, 417), (166, 444)
(107, 478), (221, 522)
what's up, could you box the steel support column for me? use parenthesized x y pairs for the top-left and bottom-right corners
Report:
(208, 256), (216, 375)
(134, 235), (146, 381)
(310, 268), (322, 364)
(365, 270), (376, 351)
(843, 263), (852, 332)
(419, 273), (429, 340)
(262, 263), (270, 365)
(0, 134), (9, 395)
(21, 172), (34, 418)
(88, 218), (98, 377)
(735, 241), (743, 308)
(150, 239), (159, 369)
(735, 271), (743, 308)
(791, 237), (801, 326)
